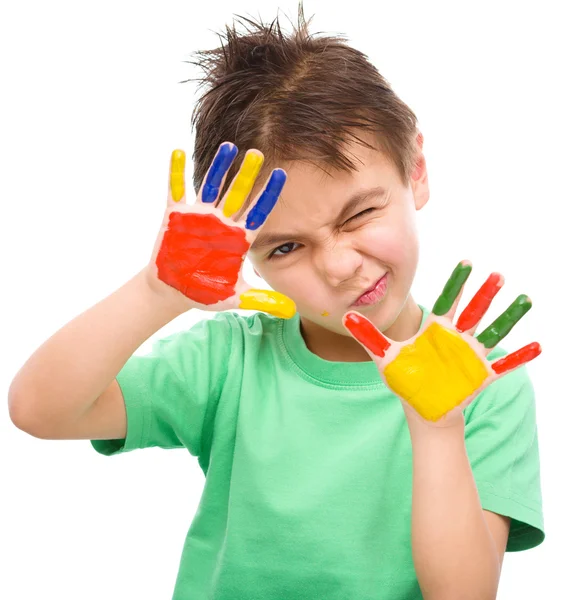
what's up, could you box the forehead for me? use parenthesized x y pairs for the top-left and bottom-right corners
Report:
(256, 141), (399, 231)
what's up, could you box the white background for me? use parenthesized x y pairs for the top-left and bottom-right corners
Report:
(1, 1), (573, 598)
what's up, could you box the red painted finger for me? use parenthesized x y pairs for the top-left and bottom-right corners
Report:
(491, 342), (542, 375)
(455, 272), (504, 333)
(343, 311), (391, 358)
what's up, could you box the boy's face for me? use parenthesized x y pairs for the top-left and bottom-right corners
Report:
(248, 134), (429, 339)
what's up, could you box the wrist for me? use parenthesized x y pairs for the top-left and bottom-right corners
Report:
(137, 267), (191, 319)
(405, 406), (465, 440)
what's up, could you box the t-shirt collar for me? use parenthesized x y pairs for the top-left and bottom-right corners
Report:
(280, 304), (430, 387)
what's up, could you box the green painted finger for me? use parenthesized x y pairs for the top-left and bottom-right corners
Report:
(432, 261), (473, 316)
(476, 294), (532, 348)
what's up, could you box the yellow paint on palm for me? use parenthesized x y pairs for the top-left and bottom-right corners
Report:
(223, 151), (264, 217)
(170, 150), (185, 202)
(239, 289), (296, 319)
(383, 323), (489, 421)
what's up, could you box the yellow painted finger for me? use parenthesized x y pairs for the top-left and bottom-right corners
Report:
(170, 149), (186, 202)
(222, 151), (264, 217)
(383, 323), (489, 421)
(239, 289), (296, 319)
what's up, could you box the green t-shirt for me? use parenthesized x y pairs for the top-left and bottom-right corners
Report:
(91, 305), (544, 600)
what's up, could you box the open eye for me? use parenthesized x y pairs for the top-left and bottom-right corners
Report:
(345, 207), (376, 224)
(268, 242), (301, 259)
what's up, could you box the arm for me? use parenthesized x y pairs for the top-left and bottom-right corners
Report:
(8, 268), (187, 439)
(342, 262), (539, 598)
(407, 413), (509, 600)
(8, 144), (293, 441)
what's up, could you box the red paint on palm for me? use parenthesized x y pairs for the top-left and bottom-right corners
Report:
(156, 212), (250, 305)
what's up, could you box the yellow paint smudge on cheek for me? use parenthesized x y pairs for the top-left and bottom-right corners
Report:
(321, 311), (330, 317)
(383, 322), (489, 421)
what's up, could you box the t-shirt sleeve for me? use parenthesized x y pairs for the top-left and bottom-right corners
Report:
(90, 313), (231, 460)
(463, 347), (545, 552)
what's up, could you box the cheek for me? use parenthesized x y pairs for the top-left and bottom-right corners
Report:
(251, 258), (330, 310)
(250, 257), (305, 293)
(360, 219), (418, 264)
(271, 268), (318, 302)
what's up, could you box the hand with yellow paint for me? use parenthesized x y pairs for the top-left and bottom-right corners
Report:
(146, 142), (296, 318)
(342, 261), (542, 428)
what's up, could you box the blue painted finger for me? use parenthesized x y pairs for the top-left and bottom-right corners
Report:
(245, 169), (287, 230)
(201, 142), (238, 203)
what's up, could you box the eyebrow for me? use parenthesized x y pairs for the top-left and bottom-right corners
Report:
(250, 185), (389, 251)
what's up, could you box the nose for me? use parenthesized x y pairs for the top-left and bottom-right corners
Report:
(314, 239), (363, 288)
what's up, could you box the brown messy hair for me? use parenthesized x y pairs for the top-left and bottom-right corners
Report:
(182, 2), (420, 195)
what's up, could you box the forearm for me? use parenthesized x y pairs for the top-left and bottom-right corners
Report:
(408, 415), (500, 600)
(8, 268), (187, 430)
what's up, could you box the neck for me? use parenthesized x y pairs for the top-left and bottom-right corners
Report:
(300, 295), (423, 362)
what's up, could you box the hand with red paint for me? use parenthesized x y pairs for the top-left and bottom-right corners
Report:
(342, 261), (542, 428)
(146, 142), (296, 318)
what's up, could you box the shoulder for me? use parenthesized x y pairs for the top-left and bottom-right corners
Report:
(149, 312), (286, 363)
(179, 311), (286, 352)
(219, 310), (285, 338)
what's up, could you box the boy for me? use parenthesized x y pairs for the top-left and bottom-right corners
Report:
(8, 6), (544, 600)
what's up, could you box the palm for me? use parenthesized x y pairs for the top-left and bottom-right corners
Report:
(343, 261), (541, 426)
(155, 202), (251, 308)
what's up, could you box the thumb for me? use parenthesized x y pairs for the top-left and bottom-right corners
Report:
(239, 288), (296, 319)
(342, 311), (391, 359)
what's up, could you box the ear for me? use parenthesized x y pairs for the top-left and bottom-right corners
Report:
(411, 131), (429, 211)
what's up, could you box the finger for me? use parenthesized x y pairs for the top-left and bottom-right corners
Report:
(491, 342), (542, 375)
(238, 288), (296, 319)
(199, 142), (239, 204)
(456, 272), (505, 334)
(168, 150), (186, 205)
(342, 311), (391, 358)
(443, 281), (466, 322)
(432, 260), (473, 318)
(221, 150), (264, 218)
(244, 169), (287, 230)
(476, 294), (532, 349)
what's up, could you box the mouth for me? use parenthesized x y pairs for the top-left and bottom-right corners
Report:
(351, 273), (389, 307)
